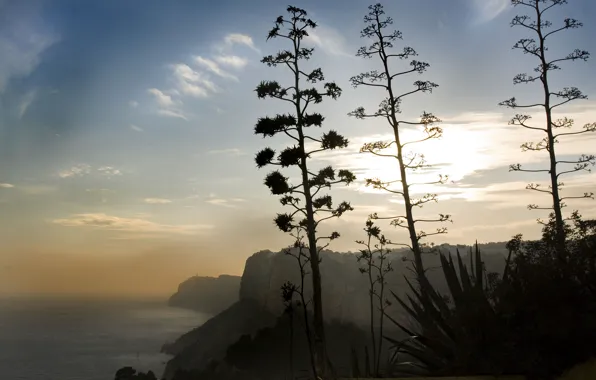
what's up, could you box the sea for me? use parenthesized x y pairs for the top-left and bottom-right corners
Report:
(0, 296), (210, 380)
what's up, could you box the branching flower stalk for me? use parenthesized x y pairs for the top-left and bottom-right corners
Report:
(349, 3), (451, 287)
(355, 219), (394, 376)
(499, 0), (595, 259)
(255, 6), (356, 378)
(282, 227), (317, 379)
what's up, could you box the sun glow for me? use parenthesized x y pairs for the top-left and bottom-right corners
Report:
(337, 121), (499, 199)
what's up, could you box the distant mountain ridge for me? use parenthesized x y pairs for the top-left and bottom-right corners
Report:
(168, 274), (240, 314)
(162, 241), (510, 378)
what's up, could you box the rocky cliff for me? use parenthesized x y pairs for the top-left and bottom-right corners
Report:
(163, 243), (508, 379)
(168, 274), (240, 315)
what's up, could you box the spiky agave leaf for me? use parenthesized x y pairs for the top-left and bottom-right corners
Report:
(384, 244), (501, 377)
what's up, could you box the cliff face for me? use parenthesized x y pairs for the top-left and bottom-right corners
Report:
(236, 244), (508, 327)
(168, 274), (240, 314)
(163, 243), (509, 379)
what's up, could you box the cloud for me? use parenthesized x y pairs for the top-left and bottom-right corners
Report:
(147, 88), (175, 108)
(129, 100), (139, 108)
(170, 63), (218, 98)
(472, 0), (510, 23)
(206, 196), (246, 208)
(130, 124), (143, 132)
(0, 5), (60, 93)
(97, 166), (122, 177)
(51, 213), (213, 236)
(206, 148), (244, 156)
(305, 25), (351, 57)
(157, 109), (188, 120)
(214, 55), (248, 69)
(58, 164), (92, 178)
(147, 86), (188, 120)
(144, 198), (172, 204)
(194, 56), (237, 80)
(223, 33), (259, 52)
(320, 103), (596, 200)
(18, 89), (37, 118)
(57, 164), (123, 179)
(0, 183), (14, 188)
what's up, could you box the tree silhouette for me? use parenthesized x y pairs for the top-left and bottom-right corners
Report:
(254, 5), (356, 377)
(355, 219), (393, 376)
(349, 3), (450, 287)
(498, 0), (595, 260)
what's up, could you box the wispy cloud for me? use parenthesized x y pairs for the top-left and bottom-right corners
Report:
(0, 183), (15, 188)
(147, 86), (188, 120)
(206, 148), (244, 156)
(170, 63), (217, 97)
(97, 166), (122, 178)
(144, 198), (172, 204)
(0, 4), (60, 93)
(130, 124), (143, 132)
(222, 33), (259, 53)
(214, 55), (248, 69)
(194, 56), (237, 81)
(157, 109), (188, 120)
(319, 104), (596, 200)
(58, 164), (92, 178)
(206, 195), (246, 208)
(18, 89), (38, 119)
(57, 164), (123, 179)
(147, 88), (175, 108)
(147, 33), (254, 120)
(305, 25), (352, 57)
(51, 213), (213, 236)
(129, 100), (139, 108)
(471, 0), (510, 24)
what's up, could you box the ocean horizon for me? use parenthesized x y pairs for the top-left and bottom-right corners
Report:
(0, 295), (210, 380)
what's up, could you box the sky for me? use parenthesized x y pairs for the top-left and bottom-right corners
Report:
(1, 0), (595, 296)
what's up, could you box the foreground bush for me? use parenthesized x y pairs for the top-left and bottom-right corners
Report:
(386, 214), (596, 380)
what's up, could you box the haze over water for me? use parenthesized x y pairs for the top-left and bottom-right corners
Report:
(0, 296), (209, 380)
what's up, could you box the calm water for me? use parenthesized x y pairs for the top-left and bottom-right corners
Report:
(0, 296), (210, 380)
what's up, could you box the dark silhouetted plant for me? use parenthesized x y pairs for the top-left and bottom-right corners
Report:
(349, 3), (451, 289)
(384, 245), (513, 377)
(254, 5), (356, 377)
(114, 367), (159, 380)
(355, 219), (393, 376)
(498, 0), (595, 260)
(281, 227), (317, 378)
